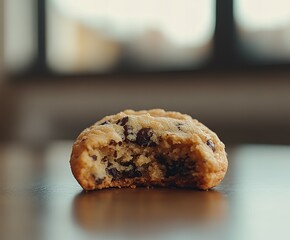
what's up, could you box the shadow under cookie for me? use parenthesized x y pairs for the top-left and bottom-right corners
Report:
(72, 188), (228, 235)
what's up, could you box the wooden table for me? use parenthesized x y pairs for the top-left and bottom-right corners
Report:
(1, 142), (290, 240)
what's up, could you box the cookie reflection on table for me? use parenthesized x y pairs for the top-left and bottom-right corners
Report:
(72, 188), (227, 234)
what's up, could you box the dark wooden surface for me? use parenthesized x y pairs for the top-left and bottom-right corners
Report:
(0, 142), (290, 240)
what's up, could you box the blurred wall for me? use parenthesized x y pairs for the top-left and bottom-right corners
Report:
(0, 0), (3, 81)
(8, 70), (290, 145)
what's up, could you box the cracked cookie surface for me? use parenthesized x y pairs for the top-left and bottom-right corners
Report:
(70, 109), (228, 190)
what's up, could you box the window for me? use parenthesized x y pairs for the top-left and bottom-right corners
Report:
(235, 0), (290, 63)
(4, 0), (290, 77)
(4, 0), (37, 73)
(46, 0), (215, 73)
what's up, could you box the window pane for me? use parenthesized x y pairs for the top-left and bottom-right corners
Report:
(4, 0), (37, 73)
(46, 0), (215, 73)
(235, 0), (290, 62)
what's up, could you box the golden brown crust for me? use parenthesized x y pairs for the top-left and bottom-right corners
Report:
(70, 109), (228, 190)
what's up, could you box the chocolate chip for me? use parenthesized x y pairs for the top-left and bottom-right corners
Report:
(142, 163), (150, 169)
(123, 125), (132, 138)
(123, 169), (142, 178)
(135, 128), (156, 147)
(119, 161), (132, 167)
(117, 116), (129, 126)
(100, 121), (109, 125)
(176, 123), (183, 131)
(118, 141), (122, 146)
(95, 178), (104, 184)
(123, 169), (135, 178)
(166, 161), (187, 177)
(156, 155), (167, 165)
(92, 155), (97, 161)
(116, 117), (133, 141)
(108, 168), (122, 179)
(113, 151), (117, 158)
(206, 139), (215, 152)
(166, 165), (180, 177)
(109, 140), (117, 146)
(135, 171), (142, 177)
(156, 156), (193, 177)
(149, 142), (157, 147)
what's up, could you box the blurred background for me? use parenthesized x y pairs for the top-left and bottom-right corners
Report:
(1, 0), (290, 146)
(1, 2), (290, 240)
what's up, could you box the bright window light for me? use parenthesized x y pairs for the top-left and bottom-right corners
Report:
(47, 0), (215, 73)
(235, 0), (290, 31)
(235, 0), (290, 62)
(4, 0), (37, 72)
(50, 0), (214, 46)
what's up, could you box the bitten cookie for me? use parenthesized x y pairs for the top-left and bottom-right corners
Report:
(70, 109), (228, 190)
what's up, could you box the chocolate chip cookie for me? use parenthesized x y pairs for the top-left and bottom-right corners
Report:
(70, 109), (228, 190)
